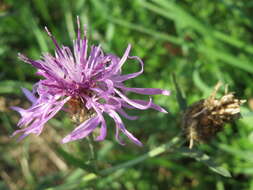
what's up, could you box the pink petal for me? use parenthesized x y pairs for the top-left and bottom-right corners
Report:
(117, 85), (170, 96)
(62, 115), (100, 143)
(114, 88), (153, 110)
(108, 110), (142, 146)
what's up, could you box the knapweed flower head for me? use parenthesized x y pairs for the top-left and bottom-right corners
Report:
(12, 17), (170, 146)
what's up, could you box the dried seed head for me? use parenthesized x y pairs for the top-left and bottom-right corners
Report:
(181, 82), (246, 149)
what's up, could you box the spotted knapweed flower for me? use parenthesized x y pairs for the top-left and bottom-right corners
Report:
(12, 17), (170, 146)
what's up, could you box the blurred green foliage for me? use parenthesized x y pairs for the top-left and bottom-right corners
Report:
(1, 0), (253, 189)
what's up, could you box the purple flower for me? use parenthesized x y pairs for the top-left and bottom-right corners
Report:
(12, 17), (170, 146)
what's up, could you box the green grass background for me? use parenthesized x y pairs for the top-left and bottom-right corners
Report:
(1, 0), (253, 189)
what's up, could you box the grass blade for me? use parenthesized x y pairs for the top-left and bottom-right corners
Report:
(178, 147), (232, 177)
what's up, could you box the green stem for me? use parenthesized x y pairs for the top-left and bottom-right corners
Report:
(82, 134), (183, 181)
(86, 135), (98, 172)
(86, 136), (95, 161)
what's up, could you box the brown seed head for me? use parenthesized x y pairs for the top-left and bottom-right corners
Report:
(181, 82), (246, 149)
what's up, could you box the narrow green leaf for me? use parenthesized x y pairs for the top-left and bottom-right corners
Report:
(213, 31), (253, 55)
(220, 144), (253, 163)
(0, 80), (33, 94)
(108, 17), (183, 45)
(56, 148), (95, 172)
(193, 70), (212, 95)
(100, 135), (182, 175)
(22, 5), (49, 52)
(33, 0), (51, 23)
(110, 18), (253, 74)
(145, 0), (253, 55)
(151, 0), (208, 34)
(172, 73), (187, 111)
(178, 148), (232, 177)
(198, 45), (253, 74)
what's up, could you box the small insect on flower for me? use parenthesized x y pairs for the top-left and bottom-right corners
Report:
(181, 82), (246, 149)
(11, 16), (170, 146)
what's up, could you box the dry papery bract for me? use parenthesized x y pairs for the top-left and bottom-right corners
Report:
(181, 82), (246, 149)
